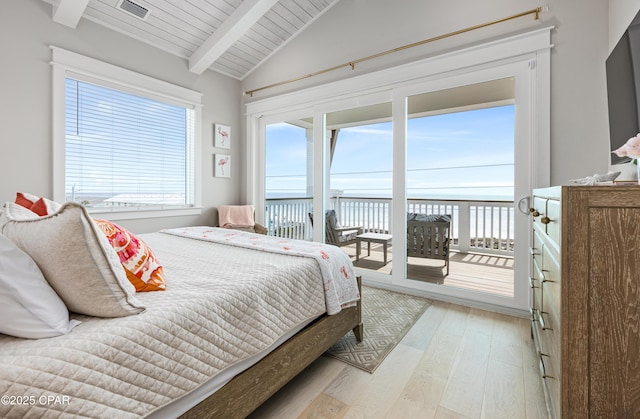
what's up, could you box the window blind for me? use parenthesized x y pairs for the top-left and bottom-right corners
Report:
(65, 78), (195, 209)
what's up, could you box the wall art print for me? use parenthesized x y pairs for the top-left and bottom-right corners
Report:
(214, 123), (231, 149)
(214, 154), (230, 178)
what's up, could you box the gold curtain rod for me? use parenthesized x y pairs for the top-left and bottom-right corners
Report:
(244, 7), (542, 97)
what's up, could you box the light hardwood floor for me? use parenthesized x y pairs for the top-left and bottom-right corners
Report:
(249, 300), (548, 419)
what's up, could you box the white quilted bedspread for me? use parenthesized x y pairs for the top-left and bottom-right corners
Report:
(0, 232), (330, 418)
(162, 227), (360, 314)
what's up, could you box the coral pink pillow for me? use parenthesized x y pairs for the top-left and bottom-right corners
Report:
(94, 219), (165, 292)
(15, 192), (61, 216)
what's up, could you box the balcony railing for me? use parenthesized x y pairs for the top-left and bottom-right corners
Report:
(264, 198), (312, 240)
(265, 196), (514, 255)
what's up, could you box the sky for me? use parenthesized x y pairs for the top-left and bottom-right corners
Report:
(65, 78), (515, 205)
(266, 105), (515, 201)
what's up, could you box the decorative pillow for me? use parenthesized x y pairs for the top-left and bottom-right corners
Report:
(14, 192), (38, 209)
(0, 233), (80, 339)
(94, 219), (165, 292)
(0, 202), (145, 317)
(15, 192), (61, 216)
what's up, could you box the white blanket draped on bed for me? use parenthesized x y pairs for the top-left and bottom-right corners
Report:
(161, 227), (360, 315)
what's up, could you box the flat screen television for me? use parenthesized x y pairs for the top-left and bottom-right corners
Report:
(607, 10), (640, 164)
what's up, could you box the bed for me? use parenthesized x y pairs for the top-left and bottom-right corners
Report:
(0, 202), (362, 418)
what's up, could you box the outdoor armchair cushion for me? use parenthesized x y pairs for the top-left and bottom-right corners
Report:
(407, 213), (451, 223)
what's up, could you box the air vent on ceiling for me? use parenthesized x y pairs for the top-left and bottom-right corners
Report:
(117, 0), (150, 20)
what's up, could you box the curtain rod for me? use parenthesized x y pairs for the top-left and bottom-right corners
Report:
(244, 7), (542, 97)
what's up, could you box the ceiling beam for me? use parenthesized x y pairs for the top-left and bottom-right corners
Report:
(52, 0), (90, 28)
(188, 0), (279, 75)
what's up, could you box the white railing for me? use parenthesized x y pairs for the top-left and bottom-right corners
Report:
(265, 196), (514, 255)
(337, 197), (391, 233)
(264, 198), (312, 240)
(467, 201), (514, 253)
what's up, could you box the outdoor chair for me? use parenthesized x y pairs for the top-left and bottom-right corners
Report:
(407, 213), (451, 276)
(308, 210), (363, 246)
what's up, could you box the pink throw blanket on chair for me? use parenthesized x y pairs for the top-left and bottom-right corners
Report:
(218, 205), (255, 228)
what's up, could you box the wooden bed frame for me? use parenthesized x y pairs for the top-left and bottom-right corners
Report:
(181, 276), (363, 419)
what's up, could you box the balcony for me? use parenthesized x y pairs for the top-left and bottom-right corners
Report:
(265, 196), (514, 296)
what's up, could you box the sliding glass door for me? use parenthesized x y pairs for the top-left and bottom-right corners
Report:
(247, 28), (551, 311)
(325, 103), (393, 280)
(263, 115), (314, 240)
(404, 79), (516, 298)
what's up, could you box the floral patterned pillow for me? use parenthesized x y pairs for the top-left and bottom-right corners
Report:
(94, 219), (166, 292)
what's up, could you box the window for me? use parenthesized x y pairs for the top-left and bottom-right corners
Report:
(65, 79), (194, 209)
(51, 46), (202, 219)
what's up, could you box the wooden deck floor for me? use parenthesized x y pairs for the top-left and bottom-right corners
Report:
(341, 242), (514, 297)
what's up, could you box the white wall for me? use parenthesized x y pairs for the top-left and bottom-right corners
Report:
(242, 0), (611, 185)
(610, 0), (640, 51)
(0, 0), (242, 233)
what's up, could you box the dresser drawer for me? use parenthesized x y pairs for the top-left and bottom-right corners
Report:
(532, 197), (547, 214)
(540, 280), (560, 331)
(529, 275), (542, 322)
(538, 313), (561, 419)
(531, 228), (544, 265)
(541, 243), (561, 325)
(545, 198), (560, 245)
(539, 298), (560, 358)
(542, 240), (560, 283)
(531, 188), (562, 419)
(540, 244), (561, 362)
(540, 351), (561, 419)
(532, 197), (548, 231)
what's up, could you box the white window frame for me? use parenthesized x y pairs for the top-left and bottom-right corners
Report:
(51, 46), (203, 220)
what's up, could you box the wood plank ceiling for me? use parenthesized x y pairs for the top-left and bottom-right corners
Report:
(43, 0), (339, 79)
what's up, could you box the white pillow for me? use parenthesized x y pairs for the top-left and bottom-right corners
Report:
(0, 202), (145, 317)
(0, 233), (80, 339)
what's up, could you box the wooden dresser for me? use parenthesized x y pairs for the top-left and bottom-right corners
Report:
(530, 185), (640, 418)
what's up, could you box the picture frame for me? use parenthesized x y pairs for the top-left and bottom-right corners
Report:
(214, 154), (231, 178)
(214, 123), (231, 149)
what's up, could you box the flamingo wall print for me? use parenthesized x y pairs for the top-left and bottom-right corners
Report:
(214, 154), (230, 178)
(214, 123), (231, 149)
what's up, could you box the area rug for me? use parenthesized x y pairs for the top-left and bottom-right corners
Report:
(324, 286), (432, 373)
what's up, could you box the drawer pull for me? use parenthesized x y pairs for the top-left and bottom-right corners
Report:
(535, 263), (555, 283)
(541, 272), (555, 284)
(539, 312), (553, 331)
(541, 216), (551, 225)
(538, 352), (554, 379)
(531, 210), (540, 217)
